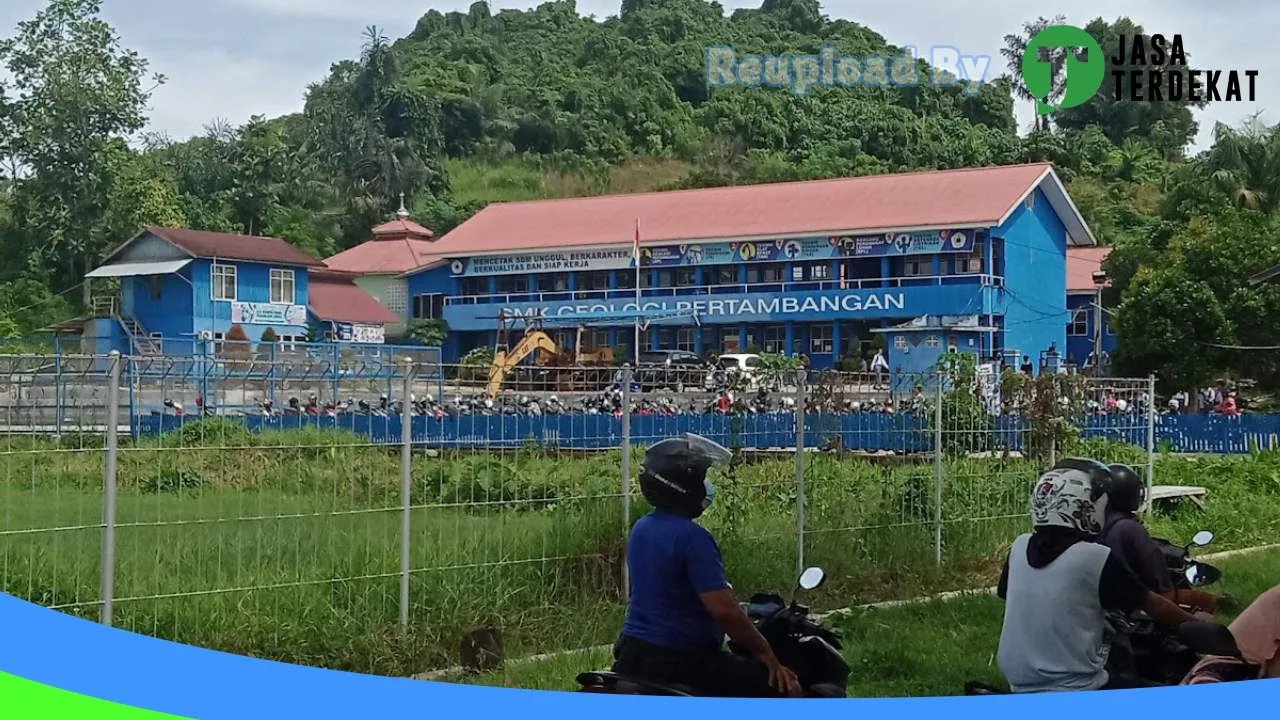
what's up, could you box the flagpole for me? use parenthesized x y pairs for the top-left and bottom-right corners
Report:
(633, 217), (641, 367)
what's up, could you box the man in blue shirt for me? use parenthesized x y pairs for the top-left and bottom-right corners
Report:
(612, 433), (801, 697)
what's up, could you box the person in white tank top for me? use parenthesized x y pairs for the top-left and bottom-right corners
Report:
(996, 458), (1212, 693)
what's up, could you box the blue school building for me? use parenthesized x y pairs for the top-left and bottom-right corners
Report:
(402, 163), (1100, 372)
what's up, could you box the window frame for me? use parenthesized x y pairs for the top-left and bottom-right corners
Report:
(211, 264), (237, 302)
(269, 269), (295, 305)
(763, 324), (786, 354)
(810, 324), (834, 354)
(676, 328), (696, 352)
(1068, 309), (1089, 337)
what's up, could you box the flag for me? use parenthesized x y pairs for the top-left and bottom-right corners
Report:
(633, 217), (641, 266)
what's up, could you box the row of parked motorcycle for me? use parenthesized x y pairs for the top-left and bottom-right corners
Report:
(578, 529), (1254, 697)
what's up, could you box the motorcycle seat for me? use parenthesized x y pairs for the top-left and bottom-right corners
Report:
(576, 671), (697, 696)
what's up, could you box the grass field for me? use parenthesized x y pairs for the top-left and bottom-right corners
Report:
(457, 549), (1280, 694)
(2, 423), (1278, 678)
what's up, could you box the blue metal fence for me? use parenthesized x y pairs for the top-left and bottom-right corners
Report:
(130, 411), (1280, 454)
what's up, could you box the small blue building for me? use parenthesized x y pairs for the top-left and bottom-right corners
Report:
(400, 163), (1098, 372)
(81, 227), (397, 355)
(1065, 246), (1118, 369)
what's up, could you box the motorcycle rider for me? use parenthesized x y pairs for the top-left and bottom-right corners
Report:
(1100, 464), (1229, 614)
(997, 458), (1212, 693)
(611, 433), (802, 697)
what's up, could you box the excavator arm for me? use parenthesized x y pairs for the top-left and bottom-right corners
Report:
(487, 331), (559, 397)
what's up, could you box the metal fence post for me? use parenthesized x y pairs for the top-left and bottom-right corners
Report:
(399, 357), (416, 633)
(933, 371), (944, 568)
(100, 351), (122, 626)
(620, 367), (633, 601)
(794, 371), (806, 577)
(1145, 374), (1156, 516)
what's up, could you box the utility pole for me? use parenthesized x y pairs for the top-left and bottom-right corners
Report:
(1092, 270), (1108, 377)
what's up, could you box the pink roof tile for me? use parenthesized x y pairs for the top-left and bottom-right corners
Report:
(426, 163), (1082, 256)
(307, 270), (399, 325)
(1067, 246), (1113, 292)
(325, 240), (441, 274)
(372, 218), (434, 238)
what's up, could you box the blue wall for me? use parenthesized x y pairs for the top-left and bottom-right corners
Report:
(190, 258), (311, 342)
(995, 188), (1068, 362)
(1065, 292), (1118, 365)
(124, 269), (196, 338)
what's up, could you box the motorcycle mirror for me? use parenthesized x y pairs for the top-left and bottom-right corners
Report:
(798, 567), (826, 591)
(1184, 565), (1200, 586)
(1191, 530), (1214, 547)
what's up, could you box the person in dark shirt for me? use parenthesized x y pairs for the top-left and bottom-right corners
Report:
(1099, 464), (1228, 614)
(613, 433), (801, 697)
(996, 458), (1212, 693)
(1020, 355), (1034, 375)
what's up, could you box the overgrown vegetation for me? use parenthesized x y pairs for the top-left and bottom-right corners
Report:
(1, 1), (1279, 389)
(1, 426), (1277, 676)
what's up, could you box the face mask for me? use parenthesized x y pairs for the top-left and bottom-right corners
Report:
(701, 477), (716, 510)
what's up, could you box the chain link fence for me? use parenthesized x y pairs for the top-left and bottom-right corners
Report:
(0, 353), (1172, 681)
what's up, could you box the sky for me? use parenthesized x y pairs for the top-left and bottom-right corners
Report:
(0, 0), (1272, 152)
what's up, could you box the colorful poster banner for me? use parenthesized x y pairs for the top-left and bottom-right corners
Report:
(450, 229), (978, 276)
(229, 302), (308, 326)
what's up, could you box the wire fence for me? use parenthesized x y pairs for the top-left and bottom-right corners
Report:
(0, 352), (1258, 682)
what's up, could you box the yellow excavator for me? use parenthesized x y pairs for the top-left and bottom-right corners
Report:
(486, 327), (615, 397)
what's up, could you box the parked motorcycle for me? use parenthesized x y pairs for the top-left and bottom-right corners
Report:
(576, 566), (848, 698)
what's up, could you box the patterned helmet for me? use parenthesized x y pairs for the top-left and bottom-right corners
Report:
(1031, 458), (1113, 535)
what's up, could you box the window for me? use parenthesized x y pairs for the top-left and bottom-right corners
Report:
(746, 263), (785, 284)
(904, 259), (932, 277)
(764, 325), (786, 354)
(791, 265), (805, 281)
(641, 332), (656, 352)
(810, 324), (834, 354)
(544, 273), (571, 292)
(655, 269), (675, 288)
(955, 251), (984, 275)
(212, 332), (225, 354)
(496, 275), (529, 294)
(212, 264), (237, 301)
(278, 334), (303, 351)
(675, 268), (697, 286)
(269, 269), (295, 305)
(582, 329), (609, 350)
(894, 335), (908, 349)
(721, 334), (741, 353)
(710, 266), (737, 286)
(807, 263), (832, 281)
(676, 328), (696, 352)
(460, 277), (488, 296)
(1068, 309), (1089, 336)
(582, 272), (610, 291)
(384, 280), (408, 316)
(925, 335), (941, 348)
(412, 294), (445, 320)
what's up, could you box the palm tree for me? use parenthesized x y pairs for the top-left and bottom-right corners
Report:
(1001, 15), (1068, 132)
(1205, 117), (1280, 214)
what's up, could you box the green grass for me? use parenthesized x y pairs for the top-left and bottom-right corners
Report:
(456, 549), (1280, 695)
(2, 425), (1279, 677)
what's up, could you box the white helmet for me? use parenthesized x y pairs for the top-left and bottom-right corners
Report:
(1031, 459), (1112, 535)
(1116, 399), (1129, 412)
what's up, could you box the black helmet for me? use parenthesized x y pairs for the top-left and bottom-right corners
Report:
(1107, 463), (1144, 513)
(639, 433), (732, 518)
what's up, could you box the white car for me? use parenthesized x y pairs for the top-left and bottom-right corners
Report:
(705, 353), (762, 390)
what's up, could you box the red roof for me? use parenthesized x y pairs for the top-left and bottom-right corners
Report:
(325, 240), (441, 274)
(325, 213), (439, 274)
(371, 218), (434, 239)
(307, 270), (399, 325)
(426, 163), (1091, 257)
(1067, 246), (1113, 292)
(141, 227), (325, 267)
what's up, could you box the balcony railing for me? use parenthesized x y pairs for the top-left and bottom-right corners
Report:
(444, 273), (1004, 306)
(91, 296), (119, 317)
